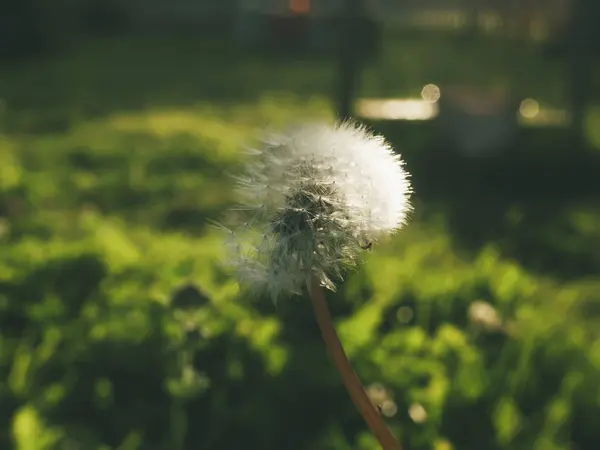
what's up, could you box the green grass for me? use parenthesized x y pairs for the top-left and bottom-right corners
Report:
(1, 34), (599, 450)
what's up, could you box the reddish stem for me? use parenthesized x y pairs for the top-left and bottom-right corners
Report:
(308, 278), (402, 450)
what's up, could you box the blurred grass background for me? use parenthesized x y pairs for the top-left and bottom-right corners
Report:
(1, 1), (600, 449)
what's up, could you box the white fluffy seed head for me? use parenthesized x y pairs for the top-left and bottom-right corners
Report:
(221, 121), (412, 304)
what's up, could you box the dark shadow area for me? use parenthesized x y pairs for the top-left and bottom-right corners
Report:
(369, 119), (600, 281)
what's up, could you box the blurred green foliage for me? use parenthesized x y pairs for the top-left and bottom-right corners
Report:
(1, 36), (600, 450)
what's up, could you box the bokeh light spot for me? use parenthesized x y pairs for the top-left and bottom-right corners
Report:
(421, 84), (441, 102)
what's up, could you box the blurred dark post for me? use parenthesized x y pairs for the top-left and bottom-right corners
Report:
(462, 0), (479, 37)
(337, 0), (364, 121)
(568, 0), (594, 148)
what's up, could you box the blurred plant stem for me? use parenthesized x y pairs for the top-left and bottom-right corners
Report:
(308, 278), (402, 450)
(336, 0), (363, 120)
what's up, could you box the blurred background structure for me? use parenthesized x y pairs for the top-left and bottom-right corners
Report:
(1, 0), (600, 449)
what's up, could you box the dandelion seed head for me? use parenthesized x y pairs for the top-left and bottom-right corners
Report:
(221, 121), (412, 303)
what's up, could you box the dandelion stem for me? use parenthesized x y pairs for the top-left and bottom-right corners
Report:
(308, 278), (402, 450)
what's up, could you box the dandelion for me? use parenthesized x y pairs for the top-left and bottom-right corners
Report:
(225, 121), (411, 304)
(219, 121), (411, 450)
